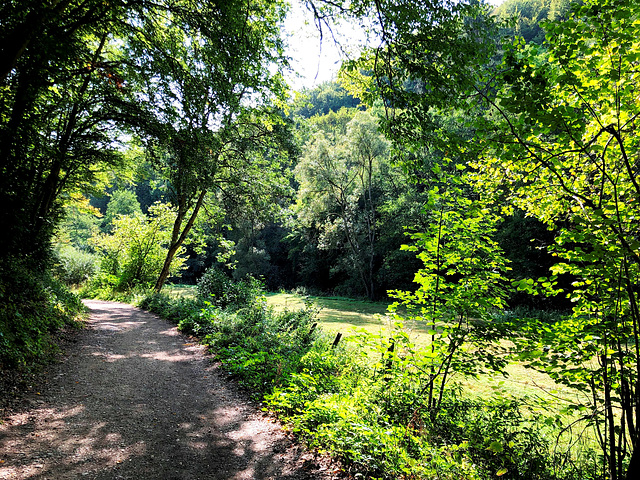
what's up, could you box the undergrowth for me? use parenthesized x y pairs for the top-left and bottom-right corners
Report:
(0, 259), (85, 371)
(137, 268), (600, 480)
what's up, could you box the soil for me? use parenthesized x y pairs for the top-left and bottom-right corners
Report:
(0, 300), (341, 480)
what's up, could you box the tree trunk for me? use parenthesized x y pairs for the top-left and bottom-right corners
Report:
(625, 444), (639, 480)
(153, 190), (206, 293)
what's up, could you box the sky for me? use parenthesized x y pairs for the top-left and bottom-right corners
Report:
(283, 1), (352, 90)
(284, 0), (505, 91)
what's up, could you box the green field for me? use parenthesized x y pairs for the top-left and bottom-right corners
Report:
(164, 287), (574, 403)
(265, 292), (578, 404)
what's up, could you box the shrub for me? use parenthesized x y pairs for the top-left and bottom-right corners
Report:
(196, 267), (263, 309)
(137, 282), (598, 479)
(0, 261), (84, 370)
(54, 245), (98, 286)
(90, 202), (186, 292)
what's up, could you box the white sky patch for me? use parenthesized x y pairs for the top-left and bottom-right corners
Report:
(284, 0), (505, 91)
(283, 1), (368, 91)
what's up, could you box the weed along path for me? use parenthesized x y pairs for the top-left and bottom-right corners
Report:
(0, 300), (336, 480)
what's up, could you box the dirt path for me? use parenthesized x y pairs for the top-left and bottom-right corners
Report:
(0, 300), (337, 480)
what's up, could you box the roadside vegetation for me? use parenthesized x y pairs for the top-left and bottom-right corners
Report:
(139, 273), (599, 479)
(0, 267), (85, 371)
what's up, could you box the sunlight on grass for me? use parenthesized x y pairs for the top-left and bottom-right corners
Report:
(265, 292), (585, 407)
(265, 293), (435, 342)
(174, 290), (579, 415)
(163, 284), (197, 299)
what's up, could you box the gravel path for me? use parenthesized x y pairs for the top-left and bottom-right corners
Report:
(0, 300), (338, 480)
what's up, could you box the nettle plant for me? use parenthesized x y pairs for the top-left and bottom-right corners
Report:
(388, 174), (511, 416)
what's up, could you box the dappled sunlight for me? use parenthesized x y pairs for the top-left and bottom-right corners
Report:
(1, 300), (317, 480)
(95, 321), (146, 332)
(158, 328), (180, 337)
(138, 350), (195, 362)
(0, 405), (148, 480)
(91, 351), (128, 362)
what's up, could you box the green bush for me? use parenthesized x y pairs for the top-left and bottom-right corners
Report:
(54, 245), (98, 286)
(138, 293), (203, 325)
(196, 299), (320, 393)
(0, 261), (85, 370)
(196, 267), (263, 309)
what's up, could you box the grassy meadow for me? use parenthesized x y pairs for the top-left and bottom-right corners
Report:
(163, 285), (577, 405)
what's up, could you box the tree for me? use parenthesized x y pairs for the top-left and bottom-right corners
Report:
(1, 0), (295, 296)
(294, 109), (389, 299)
(1, 6), (129, 272)
(389, 173), (511, 415)
(494, 0), (573, 44)
(469, 2), (640, 477)
(336, 0), (640, 475)
(292, 81), (361, 118)
(0, 1), (176, 279)
(91, 202), (184, 291)
(102, 189), (143, 232)
(121, 0), (292, 292)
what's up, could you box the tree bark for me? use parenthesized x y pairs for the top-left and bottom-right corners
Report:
(153, 190), (206, 293)
(625, 445), (639, 480)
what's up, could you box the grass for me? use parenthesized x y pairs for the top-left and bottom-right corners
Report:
(166, 288), (577, 405)
(264, 292), (583, 406)
(264, 292), (438, 342)
(157, 286), (598, 473)
(266, 293), (388, 331)
(163, 284), (198, 298)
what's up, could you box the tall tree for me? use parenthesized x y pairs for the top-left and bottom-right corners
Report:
(294, 109), (389, 299)
(0, 0), (293, 294)
(0, 1), (131, 271)
(119, 0), (292, 293)
(337, 0), (640, 477)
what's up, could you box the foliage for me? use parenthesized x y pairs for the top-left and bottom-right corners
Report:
(123, 0), (293, 293)
(495, 0), (573, 44)
(337, 0), (498, 149)
(330, 0), (637, 476)
(468, 1), (640, 477)
(196, 267), (264, 310)
(265, 325), (594, 480)
(291, 107), (428, 298)
(294, 109), (389, 299)
(101, 189), (143, 232)
(0, 262), (84, 370)
(138, 293), (203, 326)
(141, 277), (320, 395)
(53, 244), (98, 286)
(388, 175), (512, 414)
(292, 81), (361, 118)
(0, 0), (136, 277)
(141, 276), (598, 479)
(0, 0), (294, 339)
(89, 202), (186, 292)
(56, 194), (102, 252)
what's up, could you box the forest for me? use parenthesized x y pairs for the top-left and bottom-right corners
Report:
(1, 0), (639, 478)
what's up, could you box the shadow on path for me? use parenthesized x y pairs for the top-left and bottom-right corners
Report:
(0, 300), (334, 480)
